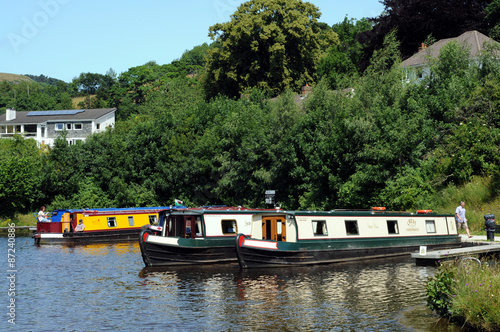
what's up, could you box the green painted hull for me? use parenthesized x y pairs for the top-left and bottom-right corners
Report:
(236, 234), (462, 268)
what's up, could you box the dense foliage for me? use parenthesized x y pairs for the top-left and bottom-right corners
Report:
(361, 0), (490, 59)
(204, 0), (338, 99)
(1, 0), (500, 221)
(427, 258), (500, 331)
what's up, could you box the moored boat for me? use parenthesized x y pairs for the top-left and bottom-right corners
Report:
(139, 206), (284, 266)
(235, 208), (462, 268)
(33, 206), (177, 245)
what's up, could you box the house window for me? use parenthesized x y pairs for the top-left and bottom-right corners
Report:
(312, 220), (328, 236)
(66, 123), (72, 130)
(107, 217), (117, 227)
(55, 123), (64, 131)
(221, 219), (237, 234)
(345, 220), (359, 235)
(148, 215), (157, 225)
(128, 216), (134, 227)
(426, 220), (436, 233)
(74, 123), (83, 130)
(96, 123), (101, 130)
(387, 220), (399, 234)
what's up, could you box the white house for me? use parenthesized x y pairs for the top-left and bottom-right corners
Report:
(0, 107), (116, 146)
(401, 30), (500, 81)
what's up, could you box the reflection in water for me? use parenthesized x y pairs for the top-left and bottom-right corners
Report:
(8, 237), (464, 331)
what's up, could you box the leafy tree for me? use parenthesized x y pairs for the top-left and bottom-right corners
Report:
(73, 72), (106, 95)
(9, 81), (73, 111)
(318, 17), (372, 89)
(179, 43), (211, 68)
(204, 0), (338, 99)
(24, 74), (67, 87)
(0, 137), (42, 217)
(359, 0), (490, 70)
(485, 0), (500, 39)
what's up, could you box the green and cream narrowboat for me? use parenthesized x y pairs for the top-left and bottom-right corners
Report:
(235, 207), (461, 268)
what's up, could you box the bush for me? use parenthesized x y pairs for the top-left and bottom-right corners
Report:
(427, 257), (500, 331)
(426, 263), (456, 317)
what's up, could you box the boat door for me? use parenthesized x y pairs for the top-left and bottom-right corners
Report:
(262, 216), (286, 241)
(165, 215), (202, 238)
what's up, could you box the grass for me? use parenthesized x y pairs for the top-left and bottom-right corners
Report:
(72, 95), (96, 108)
(428, 257), (500, 331)
(434, 176), (500, 234)
(0, 213), (36, 228)
(0, 72), (32, 83)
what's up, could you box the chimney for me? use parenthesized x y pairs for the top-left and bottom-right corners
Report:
(301, 84), (312, 96)
(6, 108), (16, 121)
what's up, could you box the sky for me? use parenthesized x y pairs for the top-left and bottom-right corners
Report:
(0, 0), (384, 83)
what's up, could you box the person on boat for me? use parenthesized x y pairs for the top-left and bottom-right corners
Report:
(75, 219), (85, 232)
(38, 206), (50, 222)
(455, 201), (472, 238)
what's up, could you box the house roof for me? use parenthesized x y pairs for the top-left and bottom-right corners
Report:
(0, 108), (116, 124)
(401, 30), (499, 68)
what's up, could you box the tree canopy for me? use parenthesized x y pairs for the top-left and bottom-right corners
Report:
(359, 0), (491, 69)
(204, 0), (338, 99)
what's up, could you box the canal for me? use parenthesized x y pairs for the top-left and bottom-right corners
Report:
(2, 236), (463, 331)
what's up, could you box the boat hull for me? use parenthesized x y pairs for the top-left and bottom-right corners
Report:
(235, 234), (462, 268)
(33, 228), (145, 245)
(139, 230), (238, 267)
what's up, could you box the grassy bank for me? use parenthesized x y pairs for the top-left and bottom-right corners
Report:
(434, 176), (500, 234)
(427, 257), (500, 331)
(0, 213), (36, 228)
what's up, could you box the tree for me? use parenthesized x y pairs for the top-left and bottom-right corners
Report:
(485, 0), (500, 39)
(204, 0), (338, 99)
(0, 137), (42, 217)
(73, 72), (106, 95)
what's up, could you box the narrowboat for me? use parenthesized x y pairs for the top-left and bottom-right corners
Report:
(33, 206), (178, 245)
(139, 206), (283, 266)
(235, 208), (462, 268)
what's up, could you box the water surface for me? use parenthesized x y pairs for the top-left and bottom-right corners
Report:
(2, 236), (462, 331)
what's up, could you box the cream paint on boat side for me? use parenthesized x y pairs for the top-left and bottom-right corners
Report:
(203, 214), (253, 236)
(242, 238), (278, 250)
(39, 233), (64, 238)
(294, 215), (456, 240)
(146, 235), (180, 246)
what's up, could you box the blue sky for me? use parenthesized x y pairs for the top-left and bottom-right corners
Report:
(0, 0), (384, 83)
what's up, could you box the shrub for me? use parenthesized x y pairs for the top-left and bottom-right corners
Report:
(427, 257), (500, 331)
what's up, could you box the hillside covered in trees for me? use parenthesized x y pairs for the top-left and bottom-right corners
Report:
(1, 0), (500, 225)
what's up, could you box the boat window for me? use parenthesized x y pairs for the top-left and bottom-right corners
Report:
(107, 217), (117, 227)
(426, 220), (436, 233)
(387, 220), (399, 234)
(345, 220), (359, 235)
(194, 217), (202, 237)
(148, 215), (157, 225)
(128, 216), (134, 226)
(312, 220), (328, 236)
(221, 219), (237, 235)
(167, 217), (174, 236)
(165, 216), (187, 237)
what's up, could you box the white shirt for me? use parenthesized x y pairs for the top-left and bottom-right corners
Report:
(455, 205), (466, 222)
